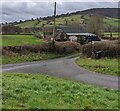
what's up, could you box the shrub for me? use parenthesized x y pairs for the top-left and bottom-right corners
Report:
(40, 43), (53, 52)
(60, 32), (64, 41)
(2, 42), (81, 56)
(2, 43), (53, 56)
(77, 37), (86, 45)
(81, 41), (120, 58)
(2, 49), (16, 56)
(101, 36), (119, 40)
(34, 33), (43, 39)
(55, 41), (81, 54)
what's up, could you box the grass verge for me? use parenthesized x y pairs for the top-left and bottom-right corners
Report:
(2, 73), (119, 109)
(76, 57), (118, 76)
(2, 53), (66, 64)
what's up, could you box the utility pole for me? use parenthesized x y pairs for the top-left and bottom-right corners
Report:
(52, 1), (56, 45)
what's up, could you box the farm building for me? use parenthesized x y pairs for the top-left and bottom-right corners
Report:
(42, 25), (101, 43)
(42, 26), (67, 41)
(56, 26), (101, 43)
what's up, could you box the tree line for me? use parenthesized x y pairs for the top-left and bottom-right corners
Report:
(2, 25), (42, 34)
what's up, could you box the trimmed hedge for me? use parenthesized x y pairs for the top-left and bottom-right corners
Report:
(101, 36), (119, 40)
(2, 41), (81, 56)
(81, 40), (120, 58)
(55, 41), (81, 54)
(2, 43), (53, 56)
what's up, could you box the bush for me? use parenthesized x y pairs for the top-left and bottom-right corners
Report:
(81, 41), (120, 58)
(101, 36), (119, 40)
(2, 43), (53, 56)
(34, 33), (43, 39)
(55, 41), (81, 54)
(2, 42), (81, 56)
(2, 49), (16, 56)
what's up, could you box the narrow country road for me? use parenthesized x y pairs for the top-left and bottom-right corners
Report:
(2, 55), (119, 89)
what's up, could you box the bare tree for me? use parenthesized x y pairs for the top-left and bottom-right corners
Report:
(64, 19), (68, 26)
(87, 14), (103, 36)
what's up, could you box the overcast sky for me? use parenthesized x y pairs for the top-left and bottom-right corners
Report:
(1, 0), (119, 23)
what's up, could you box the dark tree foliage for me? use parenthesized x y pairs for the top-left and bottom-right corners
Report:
(22, 28), (33, 33)
(65, 19), (68, 25)
(2, 25), (22, 34)
(60, 32), (64, 41)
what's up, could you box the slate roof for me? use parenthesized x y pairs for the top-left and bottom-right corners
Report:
(57, 26), (98, 37)
(57, 26), (86, 33)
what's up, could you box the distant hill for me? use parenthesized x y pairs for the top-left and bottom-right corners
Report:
(4, 8), (119, 30)
(70, 8), (119, 18)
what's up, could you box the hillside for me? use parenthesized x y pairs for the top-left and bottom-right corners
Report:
(11, 8), (119, 29)
(71, 8), (119, 19)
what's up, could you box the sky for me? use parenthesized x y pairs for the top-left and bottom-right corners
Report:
(1, 0), (119, 23)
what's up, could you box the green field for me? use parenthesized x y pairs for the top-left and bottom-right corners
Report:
(2, 35), (46, 46)
(76, 57), (118, 76)
(2, 53), (67, 64)
(102, 32), (120, 38)
(15, 15), (85, 28)
(2, 73), (119, 109)
(103, 18), (119, 27)
(103, 32), (120, 35)
(15, 20), (37, 28)
(15, 14), (119, 28)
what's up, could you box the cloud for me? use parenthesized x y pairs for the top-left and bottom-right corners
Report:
(1, 1), (118, 23)
(2, 0), (119, 2)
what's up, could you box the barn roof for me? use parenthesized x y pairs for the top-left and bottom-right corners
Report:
(57, 26), (97, 37)
(57, 26), (86, 33)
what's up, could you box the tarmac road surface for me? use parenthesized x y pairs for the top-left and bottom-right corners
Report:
(2, 55), (119, 89)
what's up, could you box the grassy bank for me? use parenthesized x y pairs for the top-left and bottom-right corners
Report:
(76, 57), (118, 76)
(2, 35), (46, 46)
(2, 73), (119, 109)
(2, 53), (66, 64)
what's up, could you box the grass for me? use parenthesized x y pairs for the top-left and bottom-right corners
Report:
(103, 32), (120, 38)
(103, 32), (120, 35)
(13, 14), (119, 29)
(2, 73), (119, 109)
(2, 53), (66, 64)
(15, 14), (84, 28)
(103, 18), (119, 27)
(2, 35), (46, 46)
(76, 57), (118, 76)
(15, 20), (37, 28)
